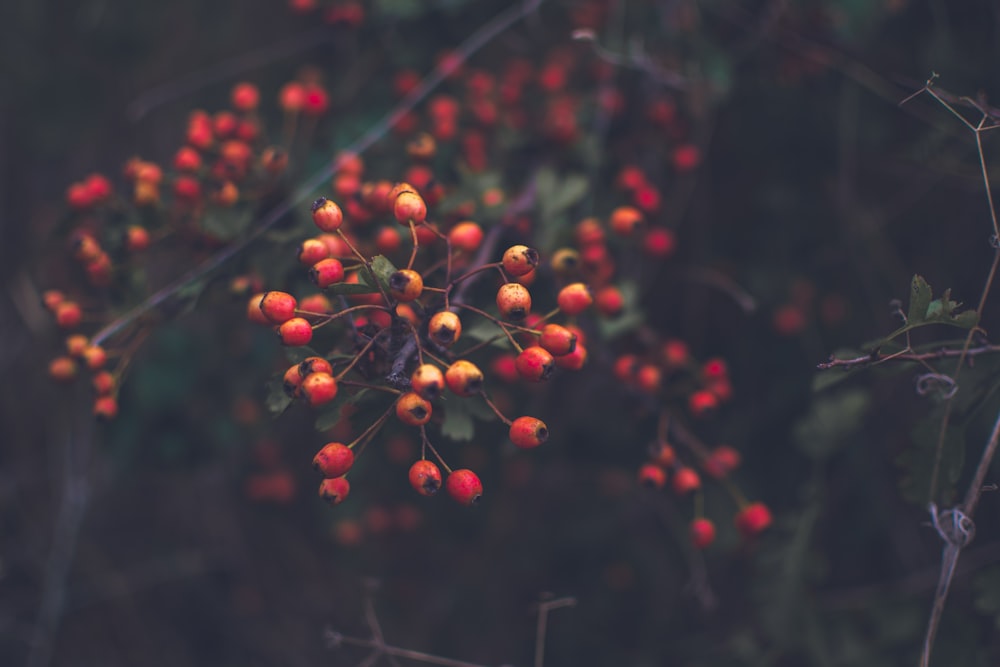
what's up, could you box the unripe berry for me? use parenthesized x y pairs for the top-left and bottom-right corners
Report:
(299, 238), (331, 266)
(311, 197), (344, 232)
(93, 395), (119, 421)
(259, 291), (298, 324)
(446, 469), (483, 505)
(408, 460), (443, 496)
(515, 346), (555, 382)
(553, 343), (587, 370)
(690, 518), (716, 549)
(448, 221), (484, 252)
(410, 364), (445, 400)
(735, 502), (772, 538)
(309, 258), (345, 288)
(538, 324), (577, 357)
(389, 269), (424, 302)
(445, 360), (484, 396)
(496, 283), (531, 321)
(672, 467), (701, 495)
(638, 463), (667, 488)
(609, 206), (644, 236)
(396, 392), (432, 426)
(319, 476), (350, 505)
(393, 190), (427, 224)
(557, 283), (593, 315)
(501, 245), (539, 277)
(49, 356), (77, 382)
(428, 311), (461, 347)
(313, 442), (355, 478)
(509, 416), (548, 449)
(278, 317), (313, 346)
(300, 372), (338, 407)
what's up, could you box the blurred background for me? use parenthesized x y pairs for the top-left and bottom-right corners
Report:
(3, 1), (1000, 665)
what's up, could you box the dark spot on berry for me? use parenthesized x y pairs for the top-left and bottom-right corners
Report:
(422, 478), (441, 495)
(311, 197), (329, 213)
(507, 307), (526, 321)
(410, 406), (428, 420)
(535, 426), (548, 442)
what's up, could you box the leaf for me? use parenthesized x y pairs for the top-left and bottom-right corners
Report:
(440, 396), (495, 442)
(325, 281), (378, 296)
(201, 204), (254, 241)
(793, 388), (870, 460)
(974, 567), (1000, 629)
(265, 377), (293, 417)
(907, 274), (932, 323)
(314, 388), (373, 432)
(547, 174), (589, 215)
(897, 417), (965, 505)
(463, 317), (510, 349)
(368, 255), (398, 293)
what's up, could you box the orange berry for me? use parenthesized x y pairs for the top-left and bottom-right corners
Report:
(258, 291), (298, 324)
(609, 206), (644, 236)
(496, 283), (531, 321)
(445, 360), (483, 396)
(557, 283), (593, 315)
(388, 269), (423, 302)
(313, 442), (355, 478)
(300, 372), (338, 407)
(278, 317), (313, 346)
(410, 364), (446, 400)
(396, 392), (432, 426)
(408, 460), (443, 496)
(427, 311), (461, 347)
(48, 356), (77, 382)
(501, 245), (539, 277)
(311, 197), (344, 232)
(509, 416), (548, 449)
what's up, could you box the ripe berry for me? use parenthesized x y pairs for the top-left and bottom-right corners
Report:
(408, 460), (443, 496)
(396, 392), (432, 426)
(231, 82), (260, 111)
(298, 357), (333, 378)
(393, 190), (427, 224)
(319, 476), (350, 505)
(501, 245), (539, 277)
(92, 370), (115, 395)
(643, 227), (676, 258)
(298, 238), (331, 265)
(735, 502), (772, 538)
(688, 390), (719, 418)
(515, 346), (555, 382)
(635, 364), (661, 393)
(428, 311), (461, 347)
(662, 339), (690, 368)
(649, 441), (676, 467)
(557, 283), (593, 315)
(49, 356), (77, 382)
(388, 269), (424, 302)
(575, 217), (606, 246)
(638, 463), (667, 488)
(553, 343), (587, 370)
(65, 335), (88, 357)
(42, 290), (65, 311)
(300, 372), (338, 407)
(448, 221), (484, 252)
(445, 360), (483, 396)
(93, 395), (119, 421)
(496, 282), (531, 321)
(594, 285), (624, 317)
(125, 225), (151, 252)
(705, 445), (741, 479)
(410, 364), (446, 400)
(311, 197), (344, 232)
(538, 324), (577, 357)
(83, 345), (107, 370)
(283, 365), (304, 397)
(278, 317), (313, 346)
(509, 416), (548, 449)
(609, 206), (644, 236)
(672, 467), (701, 495)
(690, 518), (716, 549)
(247, 293), (272, 325)
(446, 469), (483, 505)
(259, 291), (298, 324)
(309, 258), (345, 288)
(55, 301), (83, 329)
(313, 442), (355, 478)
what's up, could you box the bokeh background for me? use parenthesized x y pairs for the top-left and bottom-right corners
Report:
(4, 1), (1000, 665)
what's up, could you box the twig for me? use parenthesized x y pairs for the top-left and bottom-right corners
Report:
(817, 342), (1000, 370)
(533, 595), (576, 667)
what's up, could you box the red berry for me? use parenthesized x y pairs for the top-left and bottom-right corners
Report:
(82, 345), (107, 370)
(231, 82), (260, 111)
(704, 445), (741, 479)
(300, 372), (338, 406)
(496, 283), (532, 321)
(408, 460), (443, 496)
(393, 190), (427, 224)
(299, 356), (333, 377)
(445, 360), (484, 396)
(735, 502), (772, 538)
(609, 206), (644, 236)
(55, 301), (83, 329)
(643, 227), (676, 258)
(690, 518), (716, 549)
(49, 356), (77, 382)
(446, 469), (483, 505)
(259, 291), (298, 324)
(309, 258), (345, 288)
(319, 476), (350, 505)
(515, 346), (555, 383)
(501, 245), (539, 277)
(594, 286), (624, 318)
(649, 441), (676, 467)
(278, 317), (313, 346)
(247, 293), (272, 325)
(538, 324), (577, 357)
(553, 343), (587, 370)
(672, 467), (701, 495)
(298, 238), (331, 266)
(93, 395), (119, 421)
(509, 416), (548, 449)
(311, 197), (344, 232)
(638, 463), (667, 489)
(313, 442), (355, 478)
(448, 221), (484, 252)
(556, 283), (593, 315)
(688, 390), (719, 418)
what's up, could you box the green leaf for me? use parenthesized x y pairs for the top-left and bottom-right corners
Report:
(463, 317), (510, 349)
(368, 255), (398, 293)
(440, 396), (496, 442)
(907, 274), (932, 323)
(547, 174), (589, 215)
(314, 388), (373, 432)
(897, 417), (965, 505)
(325, 281), (379, 296)
(265, 377), (293, 417)
(793, 388), (870, 460)
(201, 204), (253, 241)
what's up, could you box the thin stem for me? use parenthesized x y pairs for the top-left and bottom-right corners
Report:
(478, 391), (513, 426)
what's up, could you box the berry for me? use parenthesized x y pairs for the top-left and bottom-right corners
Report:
(300, 372), (338, 407)
(319, 476), (350, 505)
(410, 364), (445, 400)
(553, 343), (587, 370)
(125, 225), (151, 252)
(388, 269), (424, 302)
(231, 82), (260, 111)
(635, 364), (661, 394)
(396, 392), (432, 426)
(278, 317), (313, 346)
(496, 283), (531, 321)
(445, 360), (483, 396)
(66, 334), (89, 357)
(93, 395), (119, 421)
(446, 469), (483, 505)
(299, 356), (334, 377)
(408, 460), (443, 496)
(313, 442), (355, 478)
(638, 463), (667, 488)
(735, 502), (772, 538)
(643, 227), (676, 258)
(672, 467), (701, 495)
(92, 370), (115, 395)
(538, 324), (577, 356)
(247, 293), (272, 325)
(259, 291), (298, 324)
(609, 206), (644, 236)
(55, 302), (82, 329)
(49, 356), (77, 382)
(649, 441), (676, 467)
(594, 285), (624, 318)
(704, 445), (741, 479)
(690, 518), (716, 549)
(298, 238), (331, 266)
(550, 248), (581, 275)
(393, 190), (427, 224)
(501, 245), (539, 277)
(688, 390), (719, 418)
(283, 365), (303, 397)
(82, 345), (107, 370)
(311, 197), (344, 232)
(556, 283), (593, 315)
(448, 221), (484, 252)
(309, 258), (345, 288)
(509, 416), (548, 449)
(515, 346), (555, 382)
(428, 311), (461, 347)
(42, 290), (65, 311)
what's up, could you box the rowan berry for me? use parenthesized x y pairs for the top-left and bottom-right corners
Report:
(515, 346), (555, 382)
(445, 360), (483, 396)
(93, 395), (119, 421)
(84, 173), (111, 203)
(173, 146), (202, 172)
(91, 370), (114, 395)
(501, 245), (539, 277)
(393, 190), (427, 224)
(72, 233), (102, 263)
(300, 372), (338, 406)
(173, 176), (202, 202)
(509, 416), (548, 449)
(638, 463), (667, 488)
(85, 253), (112, 287)
(538, 323), (577, 357)
(309, 258), (345, 288)
(302, 84), (330, 116)
(125, 225), (151, 252)
(410, 364), (446, 400)
(66, 182), (93, 210)
(259, 291), (298, 324)
(299, 293), (333, 315)
(49, 356), (77, 382)
(557, 283), (593, 315)
(553, 343), (587, 370)
(319, 476), (350, 505)
(594, 285), (624, 317)
(83, 345), (107, 370)
(735, 502), (772, 538)
(396, 392), (432, 426)
(635, 364), (661, 393)
(375, 226), (402, 254)
(613, 354), (638, 384)
(662, 339), (690, 369)
(408, 460), (443, 496)
(279, 81), (306, 113)
(313, 442), (355, 478)
(673, 144), (701, 172)
(704, 445), (741, 479)
(298, 238), (331, 266)
(649, 441), (676, 467)
(42, 290), (65, 311)
(65, 334), (89, 357)
(491, 353), (519, 383)
(496, 283), (531, 321)
(447, 221), (484, 252)
(575, 217), (606, 246)
(643, 227), (676, 258)
(428, 311), (461, 347)
(278, 317), (313, 346)
(55, 301), (82, 329)
(247, 293), (272, 325)
(283, 365), (303, 397)
(231, 82), (260, 111)
(445, 469), (483, 506)
(672, 467), (701, 495)
(690, 518), (716, 549)
(311, 197), (344, 232)
(688, 390), (719, 418)
(609, 206), (644, 236)
(389, 269), (423, 302)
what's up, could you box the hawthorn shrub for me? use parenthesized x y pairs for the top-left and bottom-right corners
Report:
(7, 1), (1000, 666)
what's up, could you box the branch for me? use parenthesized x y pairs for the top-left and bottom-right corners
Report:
(817, 342), (1000, 370)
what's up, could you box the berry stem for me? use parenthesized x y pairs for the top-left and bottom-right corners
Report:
(335, 330), (388, 381)
(453, 303), (523, 352)
(420, 427), (452, 474)
(478, 391), (513, 426)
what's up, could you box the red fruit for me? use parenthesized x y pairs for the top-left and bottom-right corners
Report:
(445, 469), (483, 506)
(396, 392), (432, 426)
(247, 293), (272, 325)
(594, 286), (624, 317)
(688, 390), (719, 418)
(313, 442), (355, 478)
(299, 356), (333, 377)
(609, 206), (644, 236)
(643, 227), (676, 258)
(515, 346), (555, 383)
(92, 370), (115, 395)
(445, 360), (483, 396)
(496, 283), (532, 321)
(283, 365), (303, 397)
(649, 441), (676, 467)
(311, 197), (344, 232)
(319, 476), (350, 505)
(66, 182), (93, 210)
(279, 81), (306, 113)
(635, 364), (661, 393)
(55, 302), (82, 329)
(93, 395), (119, 421)
(638, 463), (667, 489)
(735, 502), (772, 538)
(309, 258), (345, 288)
(501, 245), (539, 277)
(408, 460), (443, 496)
(410, 364), (445, 400)
(556, 283), (593, 315)
(673, 144), (701, 172)
(49, 356), (77, 382)
(509, 416), (548, 449)
(690, 518), (716, 549)
(125, 225), (150, 252)
(393, 190), (427, 224)
(259, 291), (298, 324)
(538, 324), (577, 357)
(672, 467), (701, 495)
(82, 345), (107, 370)
(298, 238), (331, 266)
(662, 339), (690, 369)
(231, 82), (260, 111)
(174, 146), (202, 172)
(300, 372), (338, 406)
(299, 293), (333, 314)
(553, 343), (587, 370)
(278, 317), (313, 346)
(447, 221), (484, 252)
(491, 354), (519, 383)
(42, 290), (65, 311)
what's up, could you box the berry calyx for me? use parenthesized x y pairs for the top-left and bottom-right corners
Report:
(501, 244), (539, 277)
(299, 356), (334, 377)
(446, 469), (483, 505)
(445, 360), (484, 396)
(408, 460), (443, 496)
(388, 269), (424, 302)
(509, 416), (548, 449)
(496, 282), (532, 321)
(313, 442), (355, 478)
(319, 476), (350, 505)
(427, 311), (461, 347)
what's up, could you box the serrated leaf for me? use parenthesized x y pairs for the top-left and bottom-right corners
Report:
(907, 274), (932, 323)
(793, 388), (870, 460)
(463, 317), (510, 349)
(265, 377), (293, 417)
(440, 396), (496, 442)
(368, 255), (397, 293)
